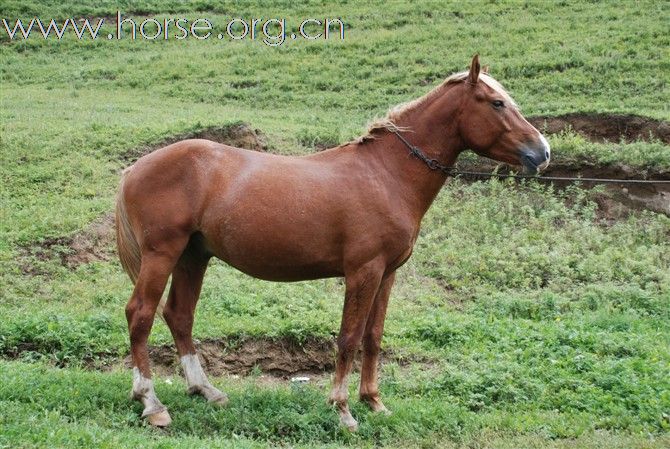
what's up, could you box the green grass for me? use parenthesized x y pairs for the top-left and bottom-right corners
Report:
(1, 360), (669, 448)
(1, 0), (669, 447)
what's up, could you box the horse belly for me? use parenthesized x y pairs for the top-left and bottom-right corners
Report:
(202, 203), (345, 281)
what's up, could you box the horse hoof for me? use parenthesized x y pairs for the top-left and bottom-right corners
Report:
(340, 414), (359, 432)
(377, 406), (392, 416)
(374, 403), (392, 415)
(147, 409), (172, 427)
(342, 420), (358, 432)
(209, 393), (229, 406)
(189, 385), (229, 406)
(362, 396), (391, 414)
(369, 402), (391, 415)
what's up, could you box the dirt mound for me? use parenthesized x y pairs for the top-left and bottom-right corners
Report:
(528, 113), (670, 144)
(542, 164), (670, 217)
(66, 213), (116, 265)
(4, 334), (425, 380)
(453, 159), (670, 217)
(119, 122), (269, 164)
(115, 336), (422, 379)
(122, 337), (336, 378)
(19, 213), (116, 275)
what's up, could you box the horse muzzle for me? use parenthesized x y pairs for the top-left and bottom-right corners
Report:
(520, 135), (551, 174)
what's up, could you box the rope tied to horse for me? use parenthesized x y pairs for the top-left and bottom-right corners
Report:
(391, 130), (670, 185)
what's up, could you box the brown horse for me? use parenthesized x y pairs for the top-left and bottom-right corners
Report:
(115, 55), (550, 430)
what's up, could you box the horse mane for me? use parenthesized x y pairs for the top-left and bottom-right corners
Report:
(354, 71), (518, 143)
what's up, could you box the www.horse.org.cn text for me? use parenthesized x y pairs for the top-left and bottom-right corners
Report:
(1, 12), (345, 46)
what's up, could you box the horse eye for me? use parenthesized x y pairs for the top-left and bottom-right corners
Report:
(492, 100), (505, 109)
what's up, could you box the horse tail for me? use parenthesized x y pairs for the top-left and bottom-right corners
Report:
(115, 168), (141, 284)
(115, 168), (170, 320)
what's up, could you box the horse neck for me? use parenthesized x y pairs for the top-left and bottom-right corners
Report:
(359, 88), (465, 222)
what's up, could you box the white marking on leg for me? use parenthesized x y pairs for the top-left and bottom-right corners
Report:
(180, 354), (228, 404)
(181, 353), (209, 388)
(131, 367), (168, 419)
(329, 373), (358, 431)
(329, 373), (350, 404)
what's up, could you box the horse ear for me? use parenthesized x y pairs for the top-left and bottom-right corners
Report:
(467, 54), (480, 84)
(482, 65), (490, 74)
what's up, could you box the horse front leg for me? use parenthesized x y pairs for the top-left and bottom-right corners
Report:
(329, 260), (384, 431)
(360, 271), (395, 413)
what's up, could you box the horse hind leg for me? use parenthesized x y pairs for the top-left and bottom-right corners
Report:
(162, 238), (228, 405)
(126, 245), (187, 427)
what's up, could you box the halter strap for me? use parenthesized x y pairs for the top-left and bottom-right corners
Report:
(391, 130), (454, 175)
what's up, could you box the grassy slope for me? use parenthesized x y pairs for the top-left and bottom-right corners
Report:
(1, 1), (669, 448)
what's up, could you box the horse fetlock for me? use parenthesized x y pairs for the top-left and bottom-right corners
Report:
(327, 388), (358, 431)
(328, 389), (348, 406)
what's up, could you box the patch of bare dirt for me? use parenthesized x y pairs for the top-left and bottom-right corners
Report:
(119, 122), (269, 164)
(528, 113), (670, 144)
(19, 213), (116, 275)
(67, 213), (115, 265)
(541, 163), (670, 217)
(108, 336), (426, 380)
(123, 337), (337, 378)
(4, 334), (432, 382)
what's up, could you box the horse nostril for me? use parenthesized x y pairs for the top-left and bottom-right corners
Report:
(544, 149), (550, 159)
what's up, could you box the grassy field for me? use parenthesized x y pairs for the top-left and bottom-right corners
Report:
(1, 1), (669, 448)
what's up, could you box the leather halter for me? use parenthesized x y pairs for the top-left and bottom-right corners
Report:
(391, 130), (454, 176)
